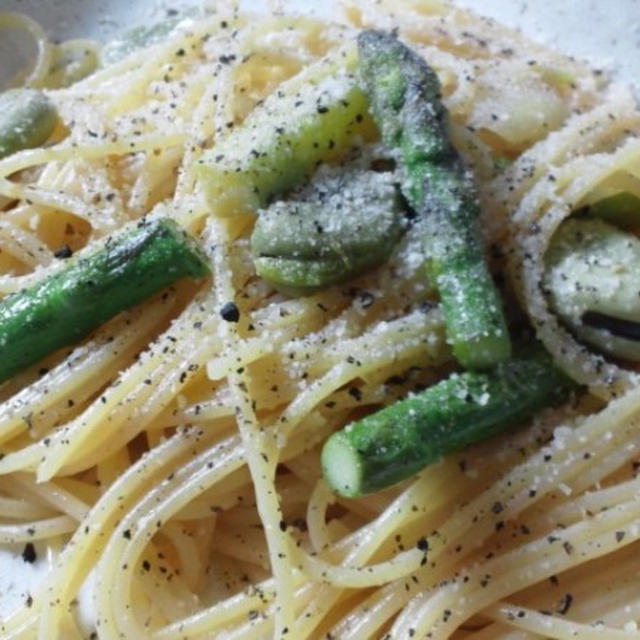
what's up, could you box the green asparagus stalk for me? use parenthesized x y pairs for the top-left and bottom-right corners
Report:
(0, 218), (209, 384)
(196, 72), (375, 217)
(357, 30), (511, 370)
(322, 348), (575, 497)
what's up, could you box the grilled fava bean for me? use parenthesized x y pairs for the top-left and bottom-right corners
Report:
(251, 165), (405, 295)
(545, 216), (640, 360)
(0, 89), (58, 159)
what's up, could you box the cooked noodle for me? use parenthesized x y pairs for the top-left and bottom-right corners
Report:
(0, 2), (639, 639)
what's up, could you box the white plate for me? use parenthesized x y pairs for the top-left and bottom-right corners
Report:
(1, 0), (639, 94)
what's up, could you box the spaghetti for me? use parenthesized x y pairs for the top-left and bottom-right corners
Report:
(0, 1), (639, 639)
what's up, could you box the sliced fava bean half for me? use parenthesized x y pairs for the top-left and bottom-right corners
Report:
(545, 216), (640, 361)
(0, 88), (58, 159)
(251, 164), (406, 295)
(588, 191), (640, 229)
(44, 40), (99, 89)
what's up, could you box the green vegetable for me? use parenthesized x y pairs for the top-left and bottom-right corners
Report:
(44, 41), (99, 89)
(357, 30), (511, 370)
(99, 11), (196, 66)
(322, 349), (575, 497)
(588, 192), (640, 229)
(251, 164), (405, 295)
(545, 216), (640, 361)
(196, 73), (375, 216)
(0, 218), (209, 384)
(0, 89), (58, 159)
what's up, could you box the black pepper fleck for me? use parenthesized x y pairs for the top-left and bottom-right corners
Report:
(220, 301), (240, 322)
(22, 543), (36, 563)
(54, 245), (73, 259)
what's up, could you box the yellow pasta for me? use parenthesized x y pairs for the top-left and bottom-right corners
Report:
(0, 2), (639, 639)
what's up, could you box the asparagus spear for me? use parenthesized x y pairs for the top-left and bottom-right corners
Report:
(196, 72), (375, 217)
(0, 89), (58, 159)
(0, 218), (209, 384)
(357, 30), (511, 370)
(322, 349), (575, 497)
